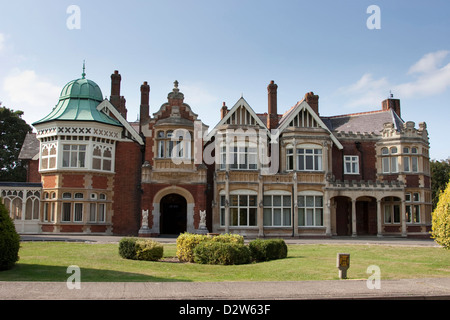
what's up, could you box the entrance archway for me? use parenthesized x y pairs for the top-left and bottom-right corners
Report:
(160, 193), (187, 235)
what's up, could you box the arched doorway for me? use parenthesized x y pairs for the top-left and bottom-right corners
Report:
(160, 193), (187, 235)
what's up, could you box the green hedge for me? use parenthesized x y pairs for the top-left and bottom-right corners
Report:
(176, 233), (288, 265)
(193, 241), (251, 265)
(248, 239), (288, 262)
(0, 200), (20, 271)
(118, 237), (164, 261)
(176, 232), (244, 262)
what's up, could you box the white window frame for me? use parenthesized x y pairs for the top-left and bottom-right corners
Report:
(344, 155), (359, 174)
(296, 145), (322, 171)
(298, 192), (323, 227)
(263, 193), (292, 227)
(62, 144), (87, 168)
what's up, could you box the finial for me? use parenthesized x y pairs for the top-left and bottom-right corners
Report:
(173, 80), (179, 93)
(82, 60), (86, 79)
(389, 90), (393, 98)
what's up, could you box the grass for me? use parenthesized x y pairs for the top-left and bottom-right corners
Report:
(0, 242), (449, 282)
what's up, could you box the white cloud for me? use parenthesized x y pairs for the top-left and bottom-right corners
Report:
(337, 50), (450, 109)
(407, 50), (449, 75)
(2, 69), (61, 125)
(336, 73), (390, 108)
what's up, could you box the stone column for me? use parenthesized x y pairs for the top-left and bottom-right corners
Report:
(401, 200), (407, 237)
(351, 199), (357, 237)
(257, 174), (264, 237)
(224, 171), (230, 234)
(377, 199), (383, 237)
(293, 172), (298, 237)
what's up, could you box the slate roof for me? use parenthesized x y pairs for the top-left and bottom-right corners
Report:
(321, 109), (404, 134)
(18, 133), (40, 160)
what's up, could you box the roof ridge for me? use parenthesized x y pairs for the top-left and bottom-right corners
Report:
(323, 109), (385, 119)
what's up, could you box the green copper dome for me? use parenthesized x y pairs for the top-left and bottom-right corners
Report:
(33, 75), (122, 127)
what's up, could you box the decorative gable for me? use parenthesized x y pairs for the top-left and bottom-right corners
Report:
(278, 100), (343, 149)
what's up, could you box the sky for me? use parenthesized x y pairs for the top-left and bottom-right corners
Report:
(0, 0), (449, 160)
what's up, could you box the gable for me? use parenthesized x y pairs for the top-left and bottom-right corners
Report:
(278, 100), (343, 149)
(97, 100), (144, 145)
(205, 97), (269, 141)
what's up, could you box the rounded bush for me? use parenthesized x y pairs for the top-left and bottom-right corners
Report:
(135, 239), (164, 261)
(176, 233), (208, 262)
(0, 201), (20, 270)
(249, 239), (288, 262)
(193, 241), (251, 265)
(119, 237), (138, 260)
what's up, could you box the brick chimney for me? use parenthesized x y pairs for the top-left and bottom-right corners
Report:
(382, 94), (401, 117)
(140, 81), (150, 129)
(110, 70), (128, 120)
(305, 92), (319, 115)
(220, 102), (228, 119)
(267, 80), (278, 130)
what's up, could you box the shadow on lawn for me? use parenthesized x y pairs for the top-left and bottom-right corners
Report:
(0, 263), (191, 282)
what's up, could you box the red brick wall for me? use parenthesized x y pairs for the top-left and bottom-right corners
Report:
(62, 174), (85, 188)
(112, 140), (142, 235)
(27, 160), (41, 183)
(42, 175), (57, 188)
(92, 175), (108, 189)
(335, 140), (377, 181)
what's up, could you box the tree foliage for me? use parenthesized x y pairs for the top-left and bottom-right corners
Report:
(430, 159), (450, 209)
(0, 105), (32, 182)
(431, 177), (450, 249)
(0, 200), (20, 270)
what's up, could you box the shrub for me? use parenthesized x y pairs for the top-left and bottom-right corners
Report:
(431, 180), (450, 249)
(210, 233), (244, 245)
(193, 241), (251, 265)
(118, 237), (138, 260)
(135, 239), (164, 261)
(176, 233), (208, 262)
(249, 239), (288, 262)
(0, 200), (20, 271)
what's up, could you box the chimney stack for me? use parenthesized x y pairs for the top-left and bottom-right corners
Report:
(140, 81), (150, 130)
(267, 80), (278, 130)
(305, 92), (319, 115)
(382, 95), (401, 118)
(110, 70), (128, 120)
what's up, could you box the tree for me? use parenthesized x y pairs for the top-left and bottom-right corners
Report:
(0, 200), (20, 270)
(0, 105), (32, 182)
(430, 159), (450, 210)
(431, 177), (450, 249)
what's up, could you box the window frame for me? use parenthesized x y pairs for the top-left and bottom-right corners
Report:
(343, 155), (359, 174)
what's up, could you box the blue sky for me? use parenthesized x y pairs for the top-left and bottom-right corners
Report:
(0, 0), (449, 160)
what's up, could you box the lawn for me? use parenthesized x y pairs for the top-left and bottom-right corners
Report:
(0, 242), (449, 282)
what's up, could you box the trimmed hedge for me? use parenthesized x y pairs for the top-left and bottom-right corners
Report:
(119, 237), (164, 261)
(249, 239), (288, 262)
(135, 239), (164, 261)
(176, 232), (245, 262)
(0, 200), (20, 271)
(176, 233), (288, 265)
(193, 241), (251, 265)
(176, 233), (208, 262)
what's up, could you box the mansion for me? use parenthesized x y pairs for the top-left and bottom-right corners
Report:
(1, 69), (432, 238)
